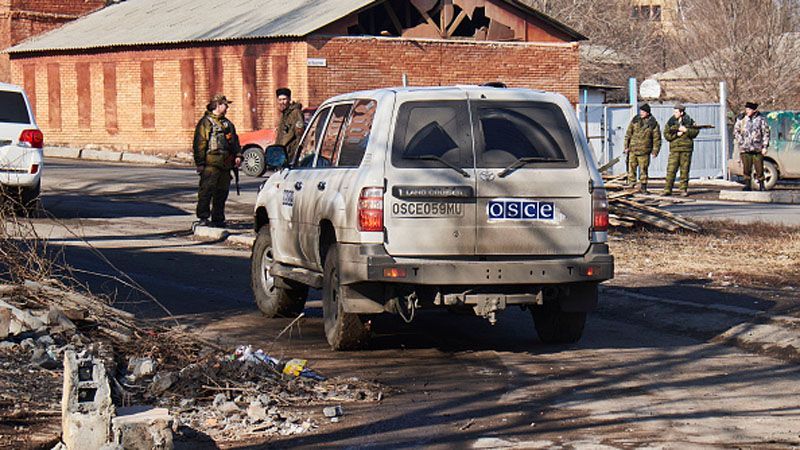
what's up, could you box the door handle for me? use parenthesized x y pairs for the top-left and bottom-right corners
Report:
(294, 181), (303, 191)
(317, 181), (326, 191)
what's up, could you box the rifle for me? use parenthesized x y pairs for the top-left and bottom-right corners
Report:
(687, 124), (715, 129)
(232, 166), (240, 196)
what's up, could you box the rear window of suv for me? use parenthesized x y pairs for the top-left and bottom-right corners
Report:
(474, 101), (578, 168)
(392, 100), (578, 169)
(0, 91), (30, 124)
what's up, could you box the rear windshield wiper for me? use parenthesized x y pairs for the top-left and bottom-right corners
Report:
(498, 156), (566, 178)
(402, 155), (471, 178)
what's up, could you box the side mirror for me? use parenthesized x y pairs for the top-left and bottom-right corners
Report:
(265, 145), (289, 169)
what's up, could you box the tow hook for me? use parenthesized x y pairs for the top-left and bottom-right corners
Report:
(472, 296), (507, 326)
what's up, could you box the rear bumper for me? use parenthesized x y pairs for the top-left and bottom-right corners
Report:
(338, 243), (614, 286)
(0, 148), (42, 188)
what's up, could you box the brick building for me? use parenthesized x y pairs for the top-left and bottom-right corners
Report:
(7, 0), (585, 156)
(0, 0), (106, 81)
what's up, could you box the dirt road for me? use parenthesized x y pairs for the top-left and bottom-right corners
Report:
(22, 158), (800, 448)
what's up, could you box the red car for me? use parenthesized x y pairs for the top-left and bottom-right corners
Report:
(239, 108), (315, 177)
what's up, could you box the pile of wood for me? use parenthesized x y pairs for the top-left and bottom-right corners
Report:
(599, 157), (700, 232)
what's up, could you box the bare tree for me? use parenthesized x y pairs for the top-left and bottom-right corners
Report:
(669, 0), (800, 110)
(525, 0), (667, 89)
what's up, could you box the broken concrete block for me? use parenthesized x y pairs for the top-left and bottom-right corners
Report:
(148, 372), (176, 396)
(127, 357), (157, 380)
(112, 407), (173, 450)
(37, 335), (55, 347)
(32, 348), (60, 370)
(0, 308), (10, 339)
(247, 402), (269, 422)
(217, 401), (240, 416)
(47, 307), (76, 332)
(0, 299), (45, 335)
(62, 350), (114, 450)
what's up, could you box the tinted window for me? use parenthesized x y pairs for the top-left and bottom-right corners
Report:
(337, 99), (377, 167)
(475, 101), (578, 168)
(392, 101), (472, 168)
(316, 103), (352, 168)
(295, 107), (330, 168)
(0, 91), (30, 124)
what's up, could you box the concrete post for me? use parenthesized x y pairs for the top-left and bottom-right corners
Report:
(62, 351), (114, 450)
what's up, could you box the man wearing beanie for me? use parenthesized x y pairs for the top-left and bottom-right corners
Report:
(734, 101), (771, 191)
(624, 103), (661, 194)
(275, 87), (305, 162)
(662, 103), (699, 196)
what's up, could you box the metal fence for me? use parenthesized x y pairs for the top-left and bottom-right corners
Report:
(577, 101), (727, 179)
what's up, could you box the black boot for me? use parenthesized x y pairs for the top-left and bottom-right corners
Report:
(641, 183), (649, 195)
(759, 180), (765, 191)
(743, 182), (751, 192)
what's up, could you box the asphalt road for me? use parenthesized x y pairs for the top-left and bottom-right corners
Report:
(18, 158), (800, 448)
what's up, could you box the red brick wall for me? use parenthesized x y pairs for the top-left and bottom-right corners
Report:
(9, 37), (579, 156)
(0, 0), (105, 81)
(9, 42), (309, 155)
(307, 36), (580, 105)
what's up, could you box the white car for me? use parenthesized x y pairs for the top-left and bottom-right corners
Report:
(0, 82), (43, 210)
(251, 86), (614, 350)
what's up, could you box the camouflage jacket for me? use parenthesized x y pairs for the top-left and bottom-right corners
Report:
(734, 112), (770, 153)
(624, 115), (662, 156)
(275, 102), (305, 160)
(193, 112), (242, 169)
(664, 115), (700, 152)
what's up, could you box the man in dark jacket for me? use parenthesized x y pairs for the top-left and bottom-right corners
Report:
(275, 88), (305, 162)
(662, 104), (700, 196)
(624, 103), (661, 194)
(734, 101), (771, 191)
(193, 94), (242, 228)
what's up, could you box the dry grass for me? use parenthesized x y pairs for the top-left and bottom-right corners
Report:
(610, 220), (800, 289)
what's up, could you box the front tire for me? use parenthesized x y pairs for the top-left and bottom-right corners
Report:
(322, 245), (370, 350)
(531, 304), (586, 344)
(250, 226), (307, 317)
(242, 147), (267, 177)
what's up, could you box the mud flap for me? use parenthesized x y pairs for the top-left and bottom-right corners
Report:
(341, 284), (385, 314)
(559, 282), (599, 312)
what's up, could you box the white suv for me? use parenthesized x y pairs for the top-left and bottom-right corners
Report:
(251, 86), (614, 350)
(0, 83), (43, 210)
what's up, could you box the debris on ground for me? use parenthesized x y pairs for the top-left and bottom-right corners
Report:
(0, 281), (386, 449)
(600, 165), (701, 232)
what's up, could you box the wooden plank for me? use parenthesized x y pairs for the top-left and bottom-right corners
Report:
(383, 1), (404, 35)
(446, 10), (468, 37)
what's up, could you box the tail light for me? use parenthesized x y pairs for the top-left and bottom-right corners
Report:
(358, 187), (384, 232)
(592, 188), (609, 232)
(19, 129), (43, 149)
(30, 164), (39, 175)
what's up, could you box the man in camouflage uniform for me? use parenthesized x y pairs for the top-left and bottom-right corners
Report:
(275, 88), (305, 162)
(734, 101), (770, 191)
(193, 94), (242, 228)
(624, 103), (661, 194)
(662, 104), (700, 196)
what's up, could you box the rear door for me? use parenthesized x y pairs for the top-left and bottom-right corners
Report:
(468, 91), (592, 256)
(383, 91), (478, 256)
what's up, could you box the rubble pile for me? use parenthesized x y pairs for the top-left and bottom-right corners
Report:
(0, 281), (385, 448)
(600, 158), (701, 232)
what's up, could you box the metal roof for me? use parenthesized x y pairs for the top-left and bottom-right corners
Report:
(7, 0), (585, 54)
(7, 0), (375, 53)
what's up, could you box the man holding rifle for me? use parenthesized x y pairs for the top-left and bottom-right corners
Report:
(734, 101), (771, 191)
(193, 94), (242, 228)
(662, 104), (700, 197)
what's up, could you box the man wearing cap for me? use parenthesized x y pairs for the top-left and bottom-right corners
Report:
(275, 88), (305, 162)
(734, 101), (771, 191)
(624, 103), (661, 194)
(662, 103), (700, 196)
(193, 94), (242, 228)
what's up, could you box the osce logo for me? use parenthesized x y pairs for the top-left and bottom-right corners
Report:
(487, 200), (555, 221)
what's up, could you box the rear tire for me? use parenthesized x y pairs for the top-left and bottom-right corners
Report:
(750, 160), (778, 191)
(242, 147), (267, 177)
(19, 182), (41, 215)
(531, 304), (586, 344)
(323, 245), (370, 350)
(251, 226), (307, 317)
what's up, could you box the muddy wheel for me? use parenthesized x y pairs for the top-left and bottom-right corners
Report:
(750, 160), (778, 191)
(531, 304), (586, 344)
(250, 226), (307, 317)
(242, 147), (267, 177)
(323, 245), (370, 350)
